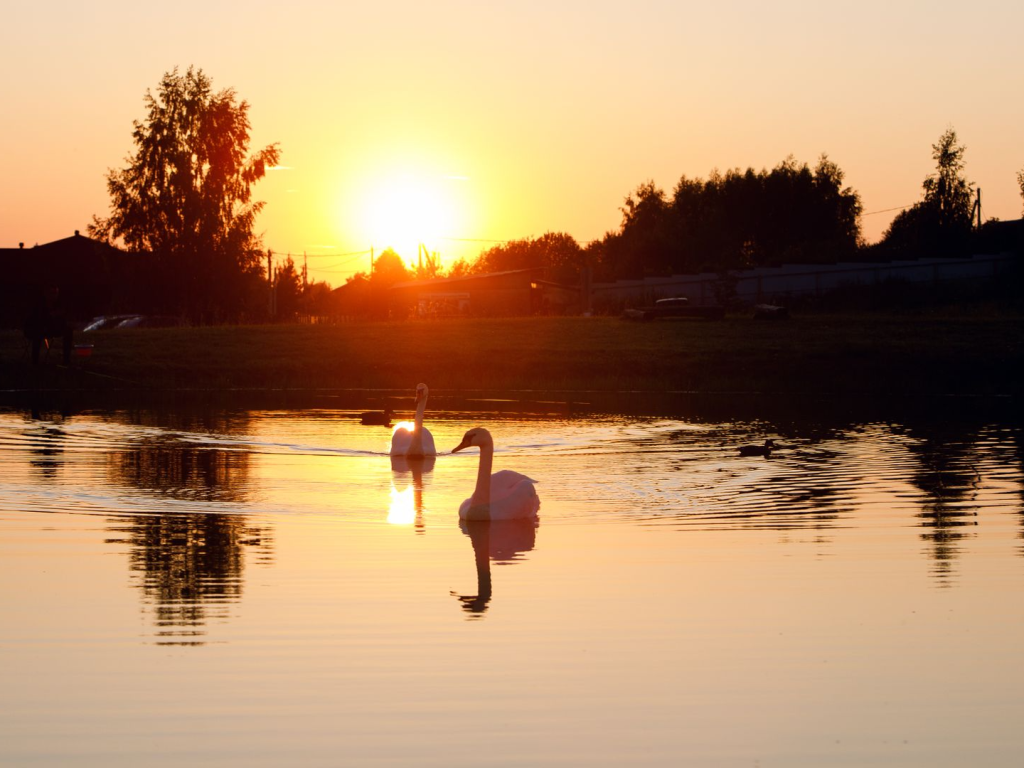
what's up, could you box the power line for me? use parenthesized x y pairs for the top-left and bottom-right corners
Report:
(862, 204), (914, 217)
(315, 259), (367, 272)
(437, 236), (512, 244)
(268, 248), (370, 259)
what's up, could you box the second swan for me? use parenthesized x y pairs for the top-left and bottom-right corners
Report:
(452, 427), (540, 521)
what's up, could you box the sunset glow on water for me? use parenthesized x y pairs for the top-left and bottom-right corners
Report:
(1, 406), (1023, 766)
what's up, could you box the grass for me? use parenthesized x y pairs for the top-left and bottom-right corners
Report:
(2, 311), (1022, 401)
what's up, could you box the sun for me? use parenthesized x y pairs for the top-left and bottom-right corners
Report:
(363, 173), (459, 265)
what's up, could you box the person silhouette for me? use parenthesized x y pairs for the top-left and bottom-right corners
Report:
(24, 285), (73, 365)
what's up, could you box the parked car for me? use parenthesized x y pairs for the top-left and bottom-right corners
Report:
(654, 297), (689, 307)
(83, 315), (140, 331)
(83, 314), (180, 331)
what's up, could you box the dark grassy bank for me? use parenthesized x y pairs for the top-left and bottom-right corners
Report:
(2, 311), (1021, 401)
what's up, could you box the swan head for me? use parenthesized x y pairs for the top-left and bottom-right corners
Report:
(415, 383), (429, 404)
(452, 427), (493, 454)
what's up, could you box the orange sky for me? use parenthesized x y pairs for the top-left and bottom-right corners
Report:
(2, 0), (1022, 285)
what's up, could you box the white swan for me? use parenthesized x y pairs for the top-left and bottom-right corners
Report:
(389, 383), (437, 457)
(452, 427), (540, 521)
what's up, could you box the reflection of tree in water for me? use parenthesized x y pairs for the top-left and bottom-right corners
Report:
(108, 512), (272, 645)
(454, 519), (537, 618)
(105, 409), (272, 644)
(107, 408), (254, 502)
(110, 441), (252, 502)
(903, 425), (982, 586)
(1013, 429), (1024, 559)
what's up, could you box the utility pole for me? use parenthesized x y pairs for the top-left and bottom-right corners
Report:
(969, 188), (983, 231)
(267, 249), (274, 316)
(301, 251), (309, 321)
(370, 246), (374, 276)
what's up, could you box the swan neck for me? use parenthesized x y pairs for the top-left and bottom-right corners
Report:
(471, 438), (494, 509)
(413, 396), (426, 429)
(407, 397), (427, 455)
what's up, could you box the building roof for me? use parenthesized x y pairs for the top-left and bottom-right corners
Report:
(330, 274), (369, 295)
(389, 267), (544, 291)
(1, 231), (130, 262)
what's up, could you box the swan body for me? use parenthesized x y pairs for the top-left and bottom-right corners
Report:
(452, 427), (539, 521)
(738, 438), (776, 457)
(389, 383), (436, 457)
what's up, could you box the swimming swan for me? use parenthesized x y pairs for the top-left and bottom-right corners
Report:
(389, 383), (437, 457)
(452, 427), (540, 521)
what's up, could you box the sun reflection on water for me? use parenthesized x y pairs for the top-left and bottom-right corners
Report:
(387, 485), (416, 525)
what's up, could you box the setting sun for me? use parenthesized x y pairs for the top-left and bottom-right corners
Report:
(361, 172), (463, 266)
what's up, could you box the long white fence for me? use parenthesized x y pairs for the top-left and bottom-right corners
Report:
(590, 252), (1015, 307)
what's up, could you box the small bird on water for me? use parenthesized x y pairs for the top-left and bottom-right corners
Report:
(738, 439), (776, 457)
(359, 407), (392, 426)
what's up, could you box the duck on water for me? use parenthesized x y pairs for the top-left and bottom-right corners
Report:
(359, 407), (392, 426)
(738, 439), (776, 457)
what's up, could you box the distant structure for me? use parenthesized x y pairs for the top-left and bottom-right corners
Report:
(388, 268), (579, 318)
(0, 231), (147, 328)
(591, 219), (1024, 312)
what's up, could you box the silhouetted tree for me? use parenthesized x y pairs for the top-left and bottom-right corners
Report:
(274, 257), (302, 320)
(925, 128), (973, 232)
(370, 248), (411, 288)
(345, 249), (411, 318)
(1017, 166), (1024, 215)
(592, 155), (862, 280)
(89, 67), (280, 321)
(301, 279), (334, 320)
(879, 204), (939, 257)
(880, 127), (973, 257)
(472, 232), (585, 283)
(616, 182), (677, 276)
(807, 154), (864, 256)
(446, 257), (473, 278)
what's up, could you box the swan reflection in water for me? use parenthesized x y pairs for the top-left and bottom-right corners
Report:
(388, 455), (435, 531)
(454, 518), (538, 616)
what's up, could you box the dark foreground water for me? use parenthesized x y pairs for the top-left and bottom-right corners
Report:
(1, 402), (1023, 767)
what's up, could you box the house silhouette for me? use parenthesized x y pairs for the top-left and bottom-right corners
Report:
(1, 231), (149, 328)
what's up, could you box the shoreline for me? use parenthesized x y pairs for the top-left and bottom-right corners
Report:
(2, 312), (1021, 413)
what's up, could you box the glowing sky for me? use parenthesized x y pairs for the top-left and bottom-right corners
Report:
(2, 0), (1022, 284)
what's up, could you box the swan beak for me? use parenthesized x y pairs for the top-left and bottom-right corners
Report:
(451, 437), (471, 453)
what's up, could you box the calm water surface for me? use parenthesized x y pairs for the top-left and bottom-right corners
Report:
(1, 404), (1023, 767)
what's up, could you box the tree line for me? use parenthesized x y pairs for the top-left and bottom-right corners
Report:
(87, 68), (1023, 322)
(356, 128), (1018, 295)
